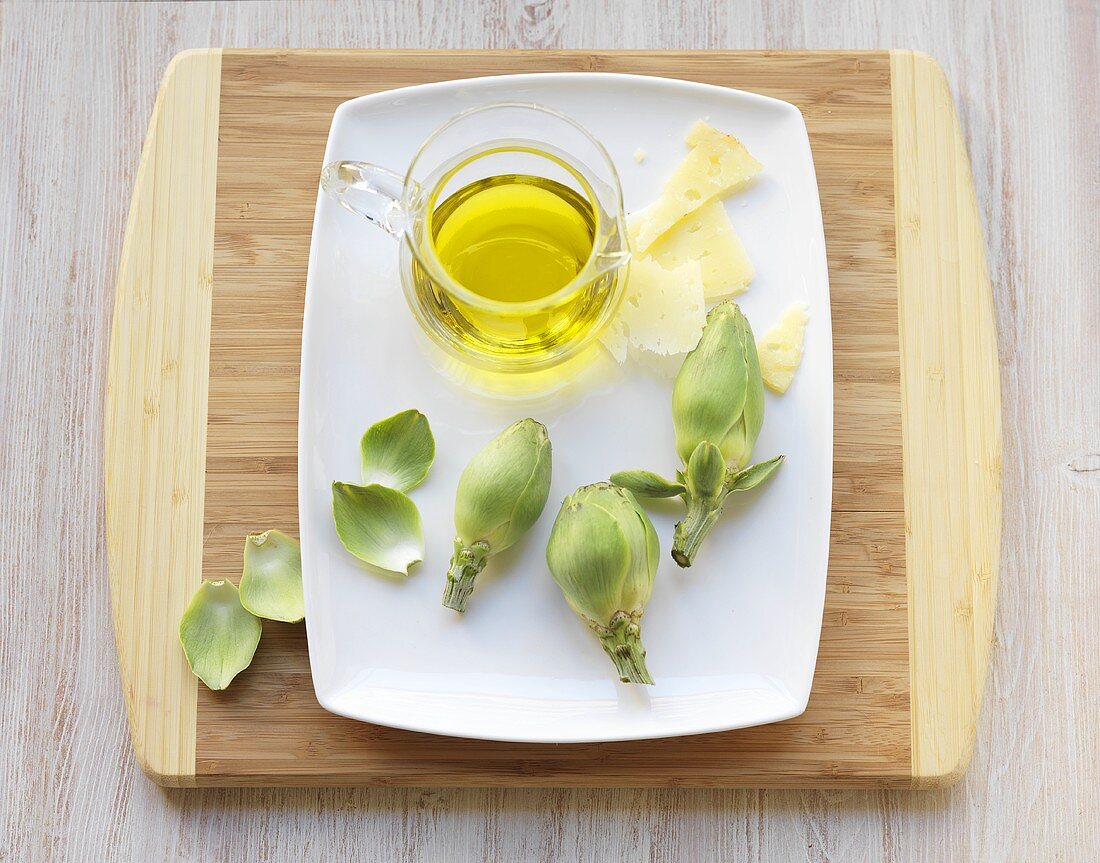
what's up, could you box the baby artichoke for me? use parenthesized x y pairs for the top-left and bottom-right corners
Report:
(612, 300), (783, 568)
(442, 419), (552, 612)
(672, 299), (765, 468)
(546, 483), (659, 685)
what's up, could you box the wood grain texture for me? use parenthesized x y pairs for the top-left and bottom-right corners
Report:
(1, 1), (1096, 861)
(196, 511), (909, 787)
(891, 51), (1002, 788)
(104, 48), (222, 786)
(196, 48), (909, 787)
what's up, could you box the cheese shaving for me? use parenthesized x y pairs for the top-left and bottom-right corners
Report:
(756, 303), (809, 393)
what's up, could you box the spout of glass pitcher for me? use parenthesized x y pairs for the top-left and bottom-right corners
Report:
(588, 211), (633, 278)
(589, 247), (632, 279)
(320, 160), (418, 237)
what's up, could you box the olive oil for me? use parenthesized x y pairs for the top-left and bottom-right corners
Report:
(408, 161), (624, 368)
(431, 174), (595, 304)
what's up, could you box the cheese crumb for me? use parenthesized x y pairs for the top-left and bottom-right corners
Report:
(633, 148), (647, 164)
(757, 304), (809, 393)
(632, 121), (762, 252)
(601, 257), (706, 361)
(631, 200), (753, 300)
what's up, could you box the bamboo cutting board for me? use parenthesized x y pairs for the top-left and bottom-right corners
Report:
(105, 49), (1000, 788)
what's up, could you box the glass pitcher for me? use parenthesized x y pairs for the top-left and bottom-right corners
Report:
(320, 102), (631, 372)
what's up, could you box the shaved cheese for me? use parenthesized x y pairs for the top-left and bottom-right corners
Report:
(632, 121), (762, 252)
(757, 303), (809, 393)
(600, 316), (630, 364)
(601, 257), (706, 361)
(632, 200), (754, 300)
(685, 119), (735, 148)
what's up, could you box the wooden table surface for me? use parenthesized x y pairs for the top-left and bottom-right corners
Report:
(0, 1), (1096, 860)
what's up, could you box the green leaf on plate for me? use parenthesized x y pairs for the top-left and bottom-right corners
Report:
(360, 409), (435, 492)
(178, 580), (262, 690)
(239, 529), (305, 623)
(331, 481), (424, 575)
(724, 454), (785, 494)
(609, 469), (686, 498)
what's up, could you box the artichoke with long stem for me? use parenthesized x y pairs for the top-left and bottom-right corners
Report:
(611, 300), (783, 567)
(546, 483), (660, 684)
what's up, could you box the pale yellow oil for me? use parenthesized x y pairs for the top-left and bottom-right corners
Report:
(411, 167), (619, 366)
(432, 174), (595, 304)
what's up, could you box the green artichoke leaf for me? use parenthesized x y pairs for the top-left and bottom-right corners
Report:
(609, 469), (686, 498)
(239, 529), (304, 623)
(725, 454), (785, 493)
(332, 481), (424, 575)
(718, 419), (750, 470)
(360, 409), (435, 492)
(735, 310), (766, 462)
(178, 580), (262, 690)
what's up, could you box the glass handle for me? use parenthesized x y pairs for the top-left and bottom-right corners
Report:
(320, 161), (412, 237)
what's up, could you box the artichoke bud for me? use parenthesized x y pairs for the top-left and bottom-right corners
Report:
(685, 441), (726, 506)
(546, 483), (659, 685)
(672, 300), (765, 469)
(671, 441), (729, 568)
(443, 418), (552, 612)
(669, 303), (775, 568)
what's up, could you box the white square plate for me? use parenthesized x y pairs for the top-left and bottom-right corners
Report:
(299, 73), (832, 743)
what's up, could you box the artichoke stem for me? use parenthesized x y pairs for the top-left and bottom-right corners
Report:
(595, 612), (654, 685)
(672, 497), (722, 568)
(442, 540), (490, 612)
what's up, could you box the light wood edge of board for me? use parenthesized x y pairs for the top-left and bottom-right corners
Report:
(890, 50), (1002, 789)
(105, 48), (222, 787)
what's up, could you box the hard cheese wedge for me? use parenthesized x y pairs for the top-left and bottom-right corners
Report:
(633, 200), (754, 300)
(757, 303), (809, 393)
(601, 256), (706, 361)
(632, 121), (762, 253)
